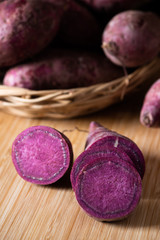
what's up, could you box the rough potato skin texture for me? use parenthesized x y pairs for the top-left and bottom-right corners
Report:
(12, 126), (73, 185)
(0, 0), (64, 67)
(102, 10), (160, 67)
(57, 0), (101, 47)
(3, 49), (123, 90)
(140, 79), (160, 127)
(85, 121), (145, 179)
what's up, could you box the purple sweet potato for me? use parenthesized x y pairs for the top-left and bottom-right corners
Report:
(102, 10), (160, 67)
(3, 49), (124, 90)
(12, 126), (73, 185)
(70, 121), (145, 191)
(85, 121), (145, 179)
(74, 148), (142, 221)
(140, 79), (160, 127)
(57, 0), (101, 47)
(70, 144), (134, 191)
(0, 0), (66, 67)
(70, 121), (143, 220)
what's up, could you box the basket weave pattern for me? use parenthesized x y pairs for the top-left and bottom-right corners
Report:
(0, 56), (160, 119)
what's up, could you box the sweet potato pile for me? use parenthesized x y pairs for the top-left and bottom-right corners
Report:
(0, 0), (159, 90)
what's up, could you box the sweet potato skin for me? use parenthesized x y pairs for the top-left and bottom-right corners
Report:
(102, 10), (160, 67)
(0, 0), (64, 67)
(140, 79), (160, 127)
(3, 49), (123, 90)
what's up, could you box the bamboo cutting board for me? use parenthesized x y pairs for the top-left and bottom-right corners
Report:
(0, 95), (160, 240)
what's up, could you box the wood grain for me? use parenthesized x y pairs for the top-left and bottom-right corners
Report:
(0, 95), (160, 240)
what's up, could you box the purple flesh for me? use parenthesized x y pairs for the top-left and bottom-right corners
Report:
(12, 126), (72, 185)
(70, 145), (133, 191)
(75, 156), (142, 221)
(85, 121), (145, 179)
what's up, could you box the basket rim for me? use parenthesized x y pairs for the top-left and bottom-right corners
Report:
(0, 56), (160, 118)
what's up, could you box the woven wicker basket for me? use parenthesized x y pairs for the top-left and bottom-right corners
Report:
(0, 56), (160, 119)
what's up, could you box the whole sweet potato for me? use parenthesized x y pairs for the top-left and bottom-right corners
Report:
(3, 49), (124, 90)
(140, 79), (160, 127)
(102, 10), (160, 67)
(0, 0), (66, 67)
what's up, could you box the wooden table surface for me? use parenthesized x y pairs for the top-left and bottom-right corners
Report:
(0, 93), (160, 240)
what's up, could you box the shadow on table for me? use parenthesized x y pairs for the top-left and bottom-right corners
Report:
(41, 161), (73, 189)
(106, 197), (160, 228)
(51, 167), (72, 189)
